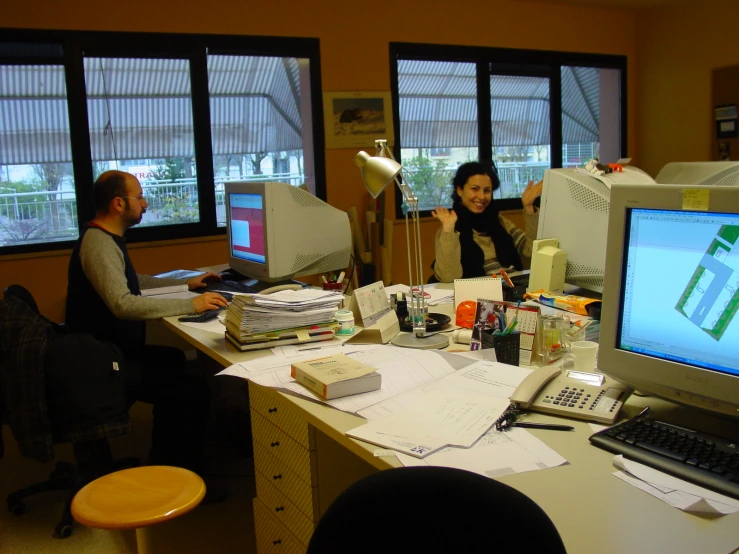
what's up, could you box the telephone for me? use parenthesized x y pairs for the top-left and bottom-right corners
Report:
(510, 365), (631, 425)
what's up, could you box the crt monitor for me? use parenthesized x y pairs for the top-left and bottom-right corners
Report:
(225, 182), (351, 283)
(656, 161), (739, 186)
(599, 184), (739, 419)
(537, 167), (654, 292)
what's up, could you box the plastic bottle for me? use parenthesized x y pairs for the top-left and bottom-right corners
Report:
(334, 310), (355, 336)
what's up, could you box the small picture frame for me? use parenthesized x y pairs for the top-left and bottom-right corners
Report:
(322, 91), (394, 149)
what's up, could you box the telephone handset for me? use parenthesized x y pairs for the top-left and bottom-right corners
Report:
(510, 365), (631, 425)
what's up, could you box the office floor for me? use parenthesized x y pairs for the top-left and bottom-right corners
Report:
(0, 378), (258, 554)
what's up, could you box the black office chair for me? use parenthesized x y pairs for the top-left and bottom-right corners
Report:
(307, 466), (567, 554)
(1, 285), (136, 538)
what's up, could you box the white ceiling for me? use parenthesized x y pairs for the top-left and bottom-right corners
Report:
(510, 0), (688, 10)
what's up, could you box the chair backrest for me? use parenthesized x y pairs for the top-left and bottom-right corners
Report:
(3, 284), (40, 314)
(307, 466), (567, 554)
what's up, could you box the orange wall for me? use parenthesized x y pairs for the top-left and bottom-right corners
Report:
(636, 0), (739, 177)
(1, 0), (639, 321)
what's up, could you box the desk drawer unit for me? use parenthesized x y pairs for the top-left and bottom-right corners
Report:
(250, 383), (318, 553)
(255, 472), (315, 545)
(251, 411), (317, 485)
(253, 497), (306, 554)
(250, 384), (316, 449)
(253, 440), (318, 520)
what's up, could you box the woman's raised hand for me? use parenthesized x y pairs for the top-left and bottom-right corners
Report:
(522, 179), (543, 214)
(431, 206), (458, 233)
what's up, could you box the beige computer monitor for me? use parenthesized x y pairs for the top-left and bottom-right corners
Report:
(600, 184), (739, 419)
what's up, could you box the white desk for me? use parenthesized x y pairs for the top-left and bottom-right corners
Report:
(162, 304), (739, 554)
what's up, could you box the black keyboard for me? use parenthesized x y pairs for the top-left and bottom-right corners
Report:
(200, 280), (257, 295)
(590, 417), (739, 499)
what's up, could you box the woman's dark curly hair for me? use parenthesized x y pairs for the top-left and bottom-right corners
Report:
(450, 162), (501, 204)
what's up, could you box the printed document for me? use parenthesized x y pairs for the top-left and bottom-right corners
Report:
(346, 390), (510, 458)
(612, 456), (739, 515)
(395, 426), (568, 476)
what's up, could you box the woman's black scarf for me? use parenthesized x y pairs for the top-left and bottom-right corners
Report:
(453, 201), (522, 277)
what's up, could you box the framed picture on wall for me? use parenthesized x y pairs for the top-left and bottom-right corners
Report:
(322, 91), (394, 149)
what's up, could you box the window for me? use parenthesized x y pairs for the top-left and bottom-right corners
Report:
(391, 44), (626, 214)
(0, 47), (79, 247)
(0, 30), (323, 253)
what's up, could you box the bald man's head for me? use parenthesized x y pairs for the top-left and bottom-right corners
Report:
(93, 170), (139, 214)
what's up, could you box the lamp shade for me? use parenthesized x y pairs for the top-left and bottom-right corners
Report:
(354, 151), (402, 199)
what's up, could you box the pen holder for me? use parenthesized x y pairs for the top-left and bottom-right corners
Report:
(481, 330), (520, 366)
(322, 280), (343, 291)
(502, 284), (528, 303)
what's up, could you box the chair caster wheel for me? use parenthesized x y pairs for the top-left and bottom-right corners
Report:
(9, 501), (27, 516)
(55, 522), (73, 539)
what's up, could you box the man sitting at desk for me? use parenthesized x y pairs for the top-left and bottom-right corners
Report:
(65, 170), (229, 489)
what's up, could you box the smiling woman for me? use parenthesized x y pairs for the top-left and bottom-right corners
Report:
(431, 161), (541, 282)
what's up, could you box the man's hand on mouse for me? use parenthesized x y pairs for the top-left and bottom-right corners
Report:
(192, 292), (229, 312)
(186, 271), (222, 290)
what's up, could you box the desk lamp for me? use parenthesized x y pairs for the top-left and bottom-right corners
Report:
(354, 139), (449, 350)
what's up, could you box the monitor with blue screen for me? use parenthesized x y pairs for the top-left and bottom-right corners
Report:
(600, 184), (739, 419)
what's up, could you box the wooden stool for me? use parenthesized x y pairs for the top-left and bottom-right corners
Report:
(71, 466), (206, 553)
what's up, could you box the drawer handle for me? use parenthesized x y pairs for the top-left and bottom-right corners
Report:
(275, 506), (285, 512)
(270, 441), (280, 447)
(272, 539), (282, 545)
(268, 407), (278, 413)
(273, 474), (283, 480)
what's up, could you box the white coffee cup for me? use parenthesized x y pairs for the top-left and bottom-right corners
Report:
(570, 341), (599, 371)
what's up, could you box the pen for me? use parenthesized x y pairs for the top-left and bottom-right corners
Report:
(499, 269), (515, 288)
(512, 422), (574, 431)
(337, 271), (345, 284)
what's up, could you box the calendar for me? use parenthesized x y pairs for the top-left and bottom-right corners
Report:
(504, 304), (540, 364)
(469, 299), (540, 365)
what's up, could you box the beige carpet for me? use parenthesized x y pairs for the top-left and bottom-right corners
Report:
(0, 401), (257, 554)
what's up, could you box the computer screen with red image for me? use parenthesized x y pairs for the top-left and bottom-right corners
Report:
(228, 192), (266, 265)
(224, 181), (351, 284)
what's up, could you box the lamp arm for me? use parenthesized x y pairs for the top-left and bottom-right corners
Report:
(374, 139), (426, 337)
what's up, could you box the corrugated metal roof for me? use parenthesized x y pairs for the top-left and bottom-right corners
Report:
(397, 60), (601, 148)
(0, 56), (304, 164)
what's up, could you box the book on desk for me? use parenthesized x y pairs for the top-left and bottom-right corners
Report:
(290, 353), (381, 400)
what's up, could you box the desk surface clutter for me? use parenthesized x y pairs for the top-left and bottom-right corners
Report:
(162, 280), (739, 554)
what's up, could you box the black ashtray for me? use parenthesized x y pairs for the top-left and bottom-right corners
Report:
(399, 312), (451, 332)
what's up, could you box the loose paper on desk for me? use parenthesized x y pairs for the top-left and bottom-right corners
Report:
(358, 360), (532, 421)
(218, 346), (464, 416)
(612, 455), (739, 515)
(141, 284), (190, 297)
(346, 390), (510, 458)
(395, 426), (567, 477)
(144, 290), (199, 300)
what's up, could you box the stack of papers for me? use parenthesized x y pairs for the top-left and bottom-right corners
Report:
(225, 289), (343, 337)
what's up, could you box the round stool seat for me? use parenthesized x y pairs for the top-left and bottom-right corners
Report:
(71, 466), (206, 530)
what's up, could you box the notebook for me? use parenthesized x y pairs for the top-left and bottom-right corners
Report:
(453, 277), (503, 311)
